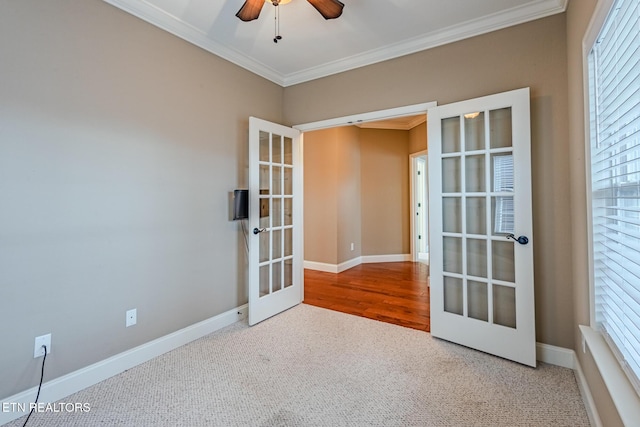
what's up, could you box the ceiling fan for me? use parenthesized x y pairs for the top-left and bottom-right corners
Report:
(236, 0), (345, 22)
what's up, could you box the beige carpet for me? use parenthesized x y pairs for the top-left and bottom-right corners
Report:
(7, 304), (590, 426)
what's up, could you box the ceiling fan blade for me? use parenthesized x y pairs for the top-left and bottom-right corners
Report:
(307, 0), (344, 20)
(236, 0), (265, 22)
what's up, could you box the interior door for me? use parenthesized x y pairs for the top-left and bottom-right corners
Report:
(248, 117), (302, 326)
(428, 88), (536, 366)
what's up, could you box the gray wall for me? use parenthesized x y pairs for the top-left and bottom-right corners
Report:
(0, 0), (282, 399)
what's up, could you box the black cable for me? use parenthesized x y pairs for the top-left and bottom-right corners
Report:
(22, 344), (47, 427)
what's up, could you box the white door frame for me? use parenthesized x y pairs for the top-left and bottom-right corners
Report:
(293, 103), (436, 133)
(410, 150), (429, 263)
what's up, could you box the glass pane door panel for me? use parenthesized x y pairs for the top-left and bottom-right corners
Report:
(442, 117), (461, 153)
(259, 230), (270, 263)
(464, 112), (485, 151)
(492, 196), (514, 235)
(443, 237), (462, 274)
(284, 137), (293, 165)
(284, 167), (292, 195)
(259, 198), (270, 228)
(442, 157), (461, 193)
(493, 284), (516, 328)
(444, 276), (463, 315)
(260, 165), (270, 194)
(284, 228), (292, 257)
(467, 238), (487, 278)
(259, 131), (270, 162)
(272, 134), (282, 164)
(272, 229), (282, 259)
(272, 166), (282, 195)
(465, 155), (486, 192)
(492, 240), (515, 282)
(466, 197), (486, 234)
(272, 198), (282, 227)
(468, 281), (488, 321)
(490, 108), (512, 149)
(492, 154), (514, 192)
(284, 259), (293, 288)
(272, 261), (282, 292)
(443, 197), (462, 233)
(259, 265), (270, 297)
(284, 198), (292, 226)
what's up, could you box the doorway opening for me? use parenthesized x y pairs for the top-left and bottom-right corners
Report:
(294, 102), (434, 330)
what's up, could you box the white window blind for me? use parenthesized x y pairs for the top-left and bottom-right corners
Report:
(588, 0), (640, 393)
(494, 155), (514, 234)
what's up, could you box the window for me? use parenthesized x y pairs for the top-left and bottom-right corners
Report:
(587, 0), (640, 394)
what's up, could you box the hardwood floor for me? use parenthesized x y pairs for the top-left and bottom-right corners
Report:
(303, 262), (430, 332)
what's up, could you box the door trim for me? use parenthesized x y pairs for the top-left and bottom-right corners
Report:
(293, 102), (437, 132)
(410, 150), (428, 263)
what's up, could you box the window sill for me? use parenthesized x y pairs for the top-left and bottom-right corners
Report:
(579, 325), (640, 426)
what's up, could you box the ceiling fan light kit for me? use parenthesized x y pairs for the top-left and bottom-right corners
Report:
(236, 0), (344, 43)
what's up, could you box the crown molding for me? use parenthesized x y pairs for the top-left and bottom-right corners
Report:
(281, 0), (567, 86)
(103, 0), (567, 88)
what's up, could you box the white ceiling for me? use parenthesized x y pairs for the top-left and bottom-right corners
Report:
(103, 0), (567, 87)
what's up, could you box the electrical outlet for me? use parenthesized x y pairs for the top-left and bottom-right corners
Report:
(126, 308), (137, 327)
(34, 334), (51, 358)
(350, 242), (355, 251)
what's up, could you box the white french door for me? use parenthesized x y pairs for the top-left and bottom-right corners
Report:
(248, 117), (303, 326)
(428, 88), (536, 366)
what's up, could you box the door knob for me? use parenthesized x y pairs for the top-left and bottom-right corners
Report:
(253, 227), (266, 235)
(506, 234), (529, 245)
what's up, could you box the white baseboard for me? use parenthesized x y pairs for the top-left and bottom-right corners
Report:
(0, 304), (248, 426)
(573, 351), (603, 427)
(304, 254), (412, 273)
(536, 342), (575, 369)
(303, 260), (339, 273)
(337, 257), (362, 272)
(361, 254), (412, 263)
